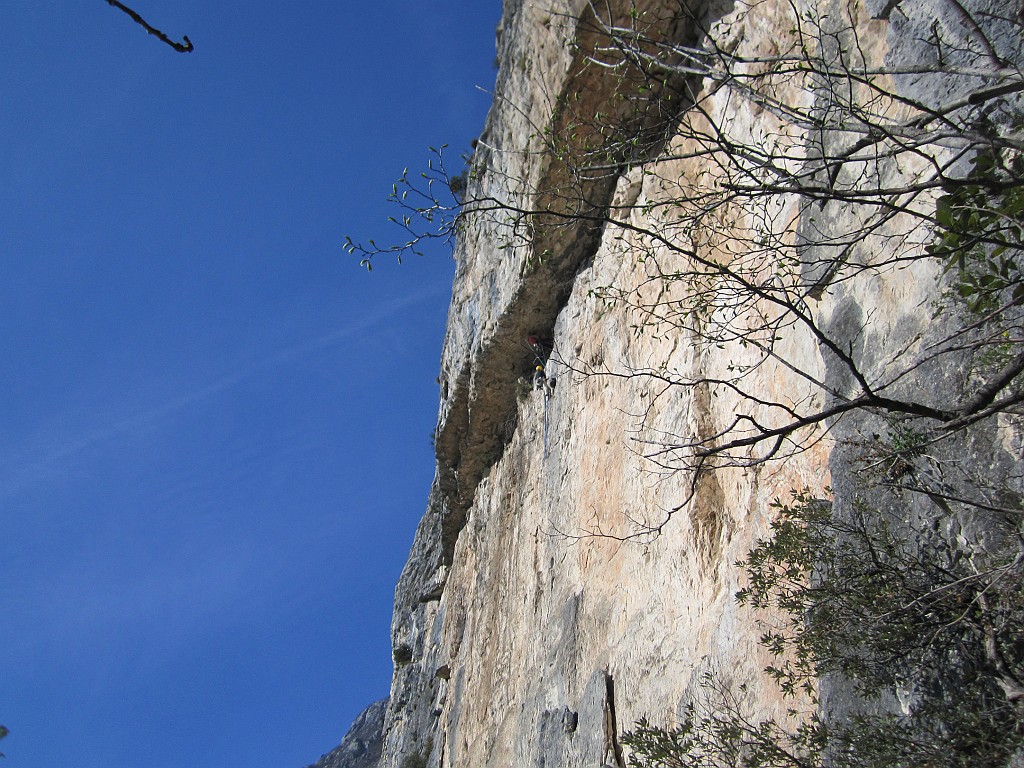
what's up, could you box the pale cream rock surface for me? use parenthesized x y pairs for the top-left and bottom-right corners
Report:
(375, 0), (1024, 765)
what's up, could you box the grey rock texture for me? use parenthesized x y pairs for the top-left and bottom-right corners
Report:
(305, 699), (387, 768)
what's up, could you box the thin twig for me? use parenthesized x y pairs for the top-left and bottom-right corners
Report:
(103, 0), (193, 52)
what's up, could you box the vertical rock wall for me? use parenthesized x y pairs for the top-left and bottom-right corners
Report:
(378, 0), (1023, 765)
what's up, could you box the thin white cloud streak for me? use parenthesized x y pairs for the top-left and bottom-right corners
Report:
(0, 280), (449, 669)
(0, 523), (283, 684)
(0, 282), (448, 498)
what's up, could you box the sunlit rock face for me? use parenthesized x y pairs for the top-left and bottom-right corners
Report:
(372, 0), (1024, 765)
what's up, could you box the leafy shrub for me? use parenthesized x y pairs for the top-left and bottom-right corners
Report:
(624, 492), (1024, 768)
(931, 143), (1024, 316)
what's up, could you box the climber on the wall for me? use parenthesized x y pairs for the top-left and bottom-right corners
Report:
(527, 334), (552, 364)
(533, 365), (547, 391)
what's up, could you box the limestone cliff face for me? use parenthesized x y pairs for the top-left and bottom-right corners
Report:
(377, 0), (1023, 766)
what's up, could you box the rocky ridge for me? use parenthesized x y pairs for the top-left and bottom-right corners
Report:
(304, 699), (387, 768)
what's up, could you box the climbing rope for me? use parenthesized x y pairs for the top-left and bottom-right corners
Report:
(543, 382), (549, 459)
(526, 335), (556, 459)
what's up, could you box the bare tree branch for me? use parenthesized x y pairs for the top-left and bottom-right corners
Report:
(103, 0), (193, 53)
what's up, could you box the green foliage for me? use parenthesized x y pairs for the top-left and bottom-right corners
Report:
(448, 167), (470, 201)
(886, 426), (928, 460)
(401, 752), (428, 768)
(400, 737), (433, 768)
(625, 492), (1024, 768)
(856, 427), (930, 480)
(624, 688), (829, 768)
(446, 144), (479, 204)
(930, 144), (1024, 316)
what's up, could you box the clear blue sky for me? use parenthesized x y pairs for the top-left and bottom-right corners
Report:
(0, 2), (499, 767)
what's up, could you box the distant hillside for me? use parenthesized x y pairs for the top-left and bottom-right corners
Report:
(304, 699), (385, 768)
